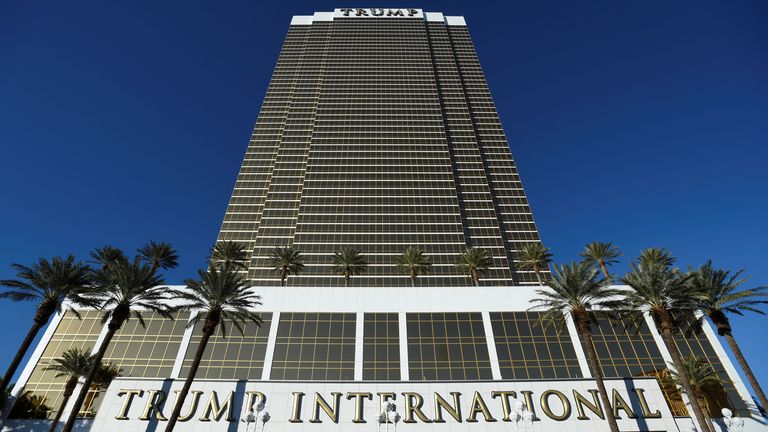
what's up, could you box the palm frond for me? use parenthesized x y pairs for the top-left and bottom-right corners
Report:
(580, 242), (622, 265)
(210, 241), (249, 271)
(138, 241), (179, 270)
(456, 248), (493, 274)
(331, 247), (368, 276)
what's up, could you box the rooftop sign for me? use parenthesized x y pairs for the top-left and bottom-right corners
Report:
(333, 8), (424, 18)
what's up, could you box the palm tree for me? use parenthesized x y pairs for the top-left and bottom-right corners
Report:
(0, 256), (96, 397)
(331, 247), (368, 287)
(164, 266), (262, 432)
(517, 243), (553, 285)
(529, 261), (625, 432)
(621, 249), (712, 432)
(138, 240), (180, 271)
(61, 243), (179, 432)
(81, 361), (122, 417)
(688, 261), (768, 412)
(210, 241), (248, 272)
(7, 392), (50, 419)
(669, 356), (724, 431)
(43, 349), (121, 432)
(269, 246), (305, 286)
(44, 348), (92, 432)
(396, 247), (432, 287)
(580, 242), (622, 279)
(89, 246), (126, 267)
(456, 248), (493, 286)
(638, 247), (675, 268)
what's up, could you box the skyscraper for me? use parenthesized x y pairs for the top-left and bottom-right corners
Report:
(3, 9), (763, 432)
(216, 8), (544, 287)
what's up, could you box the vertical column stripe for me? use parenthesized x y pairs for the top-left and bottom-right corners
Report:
(398, 312), (409, 381)
(481, 311), (502, 380)
(261, 311), (281, 380)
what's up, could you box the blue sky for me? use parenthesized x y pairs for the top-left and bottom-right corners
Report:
(1, 0), (766, 397)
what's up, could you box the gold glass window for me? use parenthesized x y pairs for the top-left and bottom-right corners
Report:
(363, 313), (400, 380)
(491, 311), (582, 380)
(585, 312), (686, 415)
(407, 312), (492, 381)
(674, 319), (746, 414)
(12, 310), (186, 419)
(10, 311), (103, 419)
(180, 313), (272, 380)
(270, 312), (356, 380)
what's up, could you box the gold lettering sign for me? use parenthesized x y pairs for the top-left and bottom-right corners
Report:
(377, 391), (396, 407)
(633, 388), (662, 418)
(289, 392), (304, 423)
(540, 390), (571, 421)
(520, 390), (538, 420)
(491, 391), (517, 421)
(572, 389), (604, 420)
(243, 391), (266, 414)
(433, 392), (462, 423)
(139, 390), (167, 421)
(402, 392), (432, 423)
(198, 391), (234, 422)
(115, 389), (143, 420)
(310, 392), (342, 423)
(111, 383), (667, 424)
(466, 391), (496, 422)
(176, 390), (203, 422)
(612, 389), (637, 419)
(346, 392), (372, 424)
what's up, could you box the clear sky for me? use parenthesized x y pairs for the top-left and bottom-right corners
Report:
(1, 0), (766, 398)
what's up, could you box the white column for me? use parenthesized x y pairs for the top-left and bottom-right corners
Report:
(643, 311), (695, 414)
(695, 311), (760, 416)
(354, 312), (364, 381)
(398, 312), (409, 381)
(170, 311), (198, 379)
(564, 311), (592, 378)
(481, 312), (502, 380)
(260, 311), (280, 381)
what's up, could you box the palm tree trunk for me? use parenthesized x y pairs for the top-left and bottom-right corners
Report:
(533, 264), (543, 286)
(722, 330), (768, 412)
(281, 267), (287, 287)
(48, 380), (77, 432)
(0, 318), (48, 397)
(657, 313), (713, 432)
(697, 397), (713, 431)
(61, 320), (121, 432)
(410, 269), (416, 287)
(471, 269), (479, 286)
(165, 327), (214, 431)
(574, 311), (619, 432)
(344, 271), (350, 287)
(598, 260), (610, 279)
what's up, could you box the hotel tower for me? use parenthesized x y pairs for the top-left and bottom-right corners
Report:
(3, 8), (765, 432)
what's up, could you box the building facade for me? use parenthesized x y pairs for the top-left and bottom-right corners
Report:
(2, 8), (765, 432)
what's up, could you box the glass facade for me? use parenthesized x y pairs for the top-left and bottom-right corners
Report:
(584, 312), (687, 416)
(11, 311), (103, 419)
(216, 15), (546, 287)
(490, 312), (582, 380)
(406, 312), (493, 381)
(270, 312), (356, 380)
(674, 319), (746, 413)
(181, 313), (273, 380)
(362, 313), (401, 380)
(13, 311), (186, 419)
